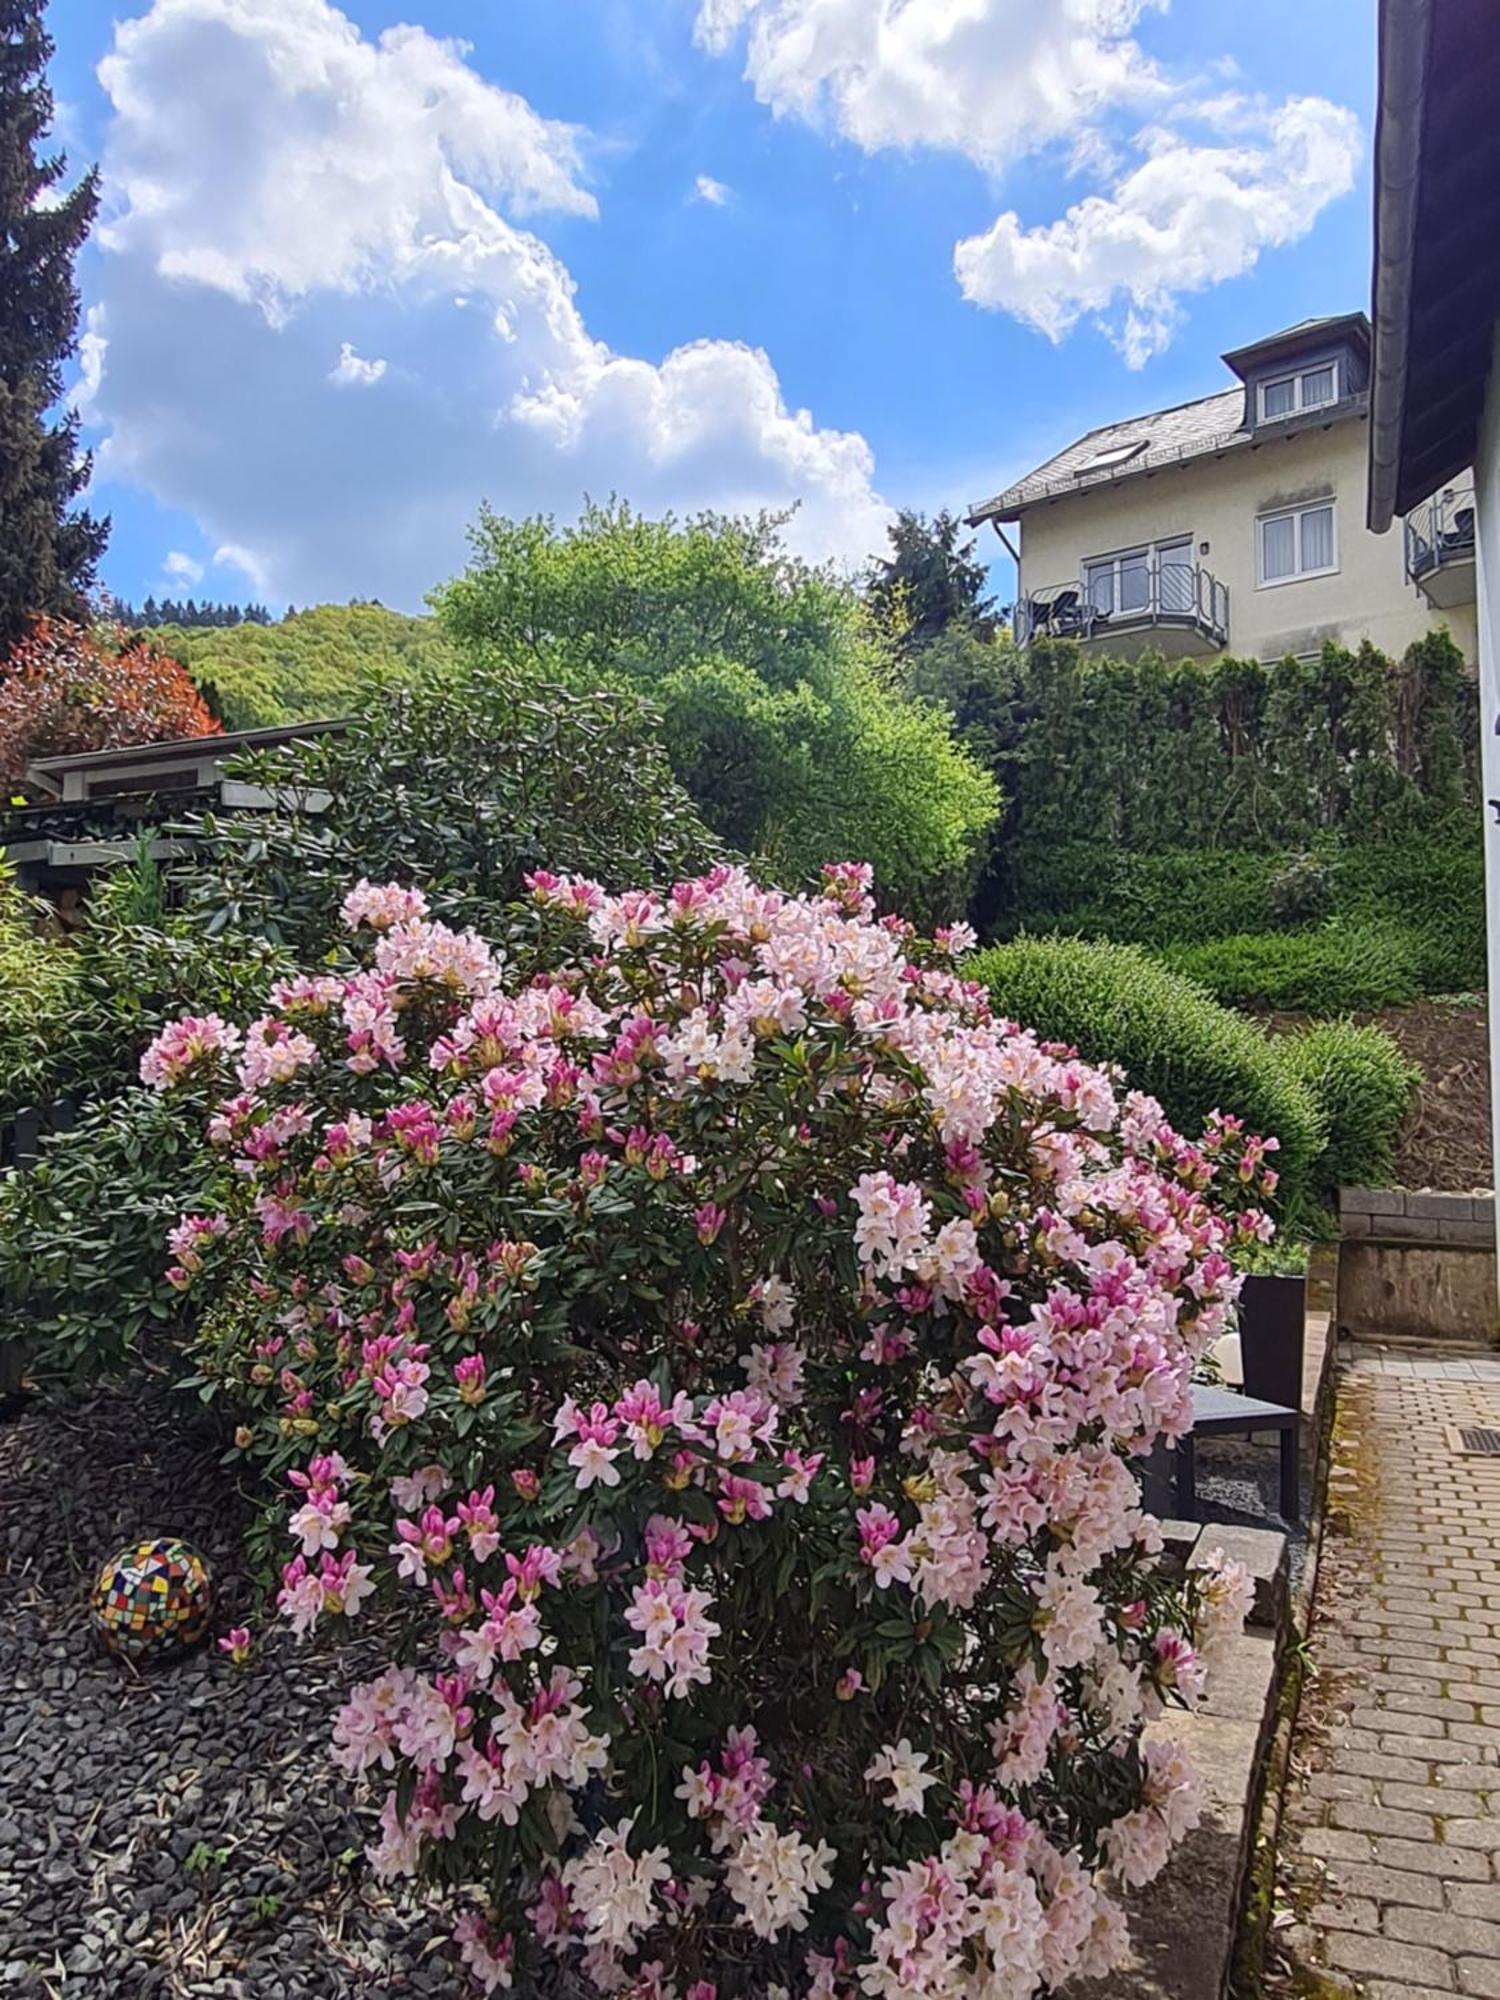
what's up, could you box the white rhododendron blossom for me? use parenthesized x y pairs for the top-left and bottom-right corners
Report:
(148, 863), (1272, 1993)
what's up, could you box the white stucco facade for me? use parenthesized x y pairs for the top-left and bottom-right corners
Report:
(1476, 326), (1500, 1226)
(1015, 411), (1477, 665)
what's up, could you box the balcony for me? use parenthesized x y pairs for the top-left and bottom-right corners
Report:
(1014, 562), (1230, 659)
(1405, 485), (1476, 608)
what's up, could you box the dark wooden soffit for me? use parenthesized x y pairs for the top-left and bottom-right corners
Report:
(1369, 0), (1500, 530)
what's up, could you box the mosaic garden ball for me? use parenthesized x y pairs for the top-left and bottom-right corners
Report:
(90, 1537), (214, 1662)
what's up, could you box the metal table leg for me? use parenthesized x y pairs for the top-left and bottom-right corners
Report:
(1279, 1420), (1300, 1521)
(1175, 1433), (1197, 1518)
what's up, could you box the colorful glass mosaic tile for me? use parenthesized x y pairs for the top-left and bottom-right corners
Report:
(89, 1537), (213, 1661)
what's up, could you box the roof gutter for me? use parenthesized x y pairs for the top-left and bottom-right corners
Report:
(1367, 0), (1432, 533)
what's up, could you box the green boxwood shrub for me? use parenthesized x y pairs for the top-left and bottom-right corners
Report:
(1160, 921), (1425, 1013)
(996, 809), (1483, 1011)
(972, 935), (1324, 1218)
(1280, 1020), (1422, 1201)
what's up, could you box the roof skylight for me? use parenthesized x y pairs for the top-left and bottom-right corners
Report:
(1072, 440), (1152, 474)
(1074, 439), (1149, 475)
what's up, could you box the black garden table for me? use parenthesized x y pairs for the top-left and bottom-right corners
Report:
(1175, 1384), (1301, 1522)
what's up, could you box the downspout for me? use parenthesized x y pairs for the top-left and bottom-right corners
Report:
(988, 521), (1021, 569)
(1367, 0), (1432, 532)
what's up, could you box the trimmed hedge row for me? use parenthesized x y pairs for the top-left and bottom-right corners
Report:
(973, 937), (1325, 1218)
(973, 936), (1421, 1223)
(1015, 632), (1476, 852)
(1160, 922), (1426, 1014)
(1004, 824), (1488, 988)
(1280, 1020), (1422, 1206)
(1000, 822), (1483, 1010)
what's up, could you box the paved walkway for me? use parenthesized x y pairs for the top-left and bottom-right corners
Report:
(1270, 1344), (1500, 2000)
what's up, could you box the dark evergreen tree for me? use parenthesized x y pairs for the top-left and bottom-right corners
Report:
(0, 0), (108, 651)
(864, 508), (995, 653)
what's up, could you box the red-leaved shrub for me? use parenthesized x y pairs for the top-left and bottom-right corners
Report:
(0, 616), (220, 791)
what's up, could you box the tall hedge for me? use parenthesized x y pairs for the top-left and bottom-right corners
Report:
(972, 936), (1325, 1218)
(1015, 630), (1475, 853)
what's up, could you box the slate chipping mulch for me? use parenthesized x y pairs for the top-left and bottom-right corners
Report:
(1192, 1433), (1310, 1595)
(0, 1369), (453, 1998)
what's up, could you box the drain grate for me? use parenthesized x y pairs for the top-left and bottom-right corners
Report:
(1446, 1424), (1500, 1457)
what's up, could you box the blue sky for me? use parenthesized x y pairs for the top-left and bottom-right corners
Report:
(47, 0), (1375, 613)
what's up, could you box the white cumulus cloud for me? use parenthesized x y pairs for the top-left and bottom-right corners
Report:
(694, 173), (732, 206)
(698, 0), (1362, 360)
(694, 0), (1167, 171)
(955, 97), (1363, 365)
(84, 0), (890, 606)
(162, 549), (204, 584)
(330, 341), (387, 387)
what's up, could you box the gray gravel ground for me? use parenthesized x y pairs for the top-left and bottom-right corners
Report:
(1192, 1432), (1310, 1594)
(0, 1367), (456, 1998)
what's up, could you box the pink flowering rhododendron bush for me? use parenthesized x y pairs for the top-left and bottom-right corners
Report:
(148, 864), (1273, 1998)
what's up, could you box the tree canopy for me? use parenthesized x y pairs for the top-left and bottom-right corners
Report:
(142, 602), (458, 729)
(0, 0), (107, 648)
(863, 507), (996, 654)
(436, 502), (999, 921)
(113, 596), (275, 630)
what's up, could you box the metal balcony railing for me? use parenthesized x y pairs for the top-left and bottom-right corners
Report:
(1014, 562), (1230, 650)
(1405, 485), (1476, 588)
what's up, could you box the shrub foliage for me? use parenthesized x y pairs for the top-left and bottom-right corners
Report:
(1160, 923), (1426, 1015)
(1280, 1022), (1422, 1202)
(146, 867), (1269, 1995)
(1014, 632), (1474, 852)
(178, 666), (721, 959)
(436, 503), (1000, 923)
(0, 855), (80, 1114)
(972, 936), (1324, 1221)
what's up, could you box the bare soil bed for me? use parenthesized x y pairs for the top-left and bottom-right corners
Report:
(1268, 999), (1491, 1192)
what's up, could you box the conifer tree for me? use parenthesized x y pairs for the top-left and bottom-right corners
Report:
(0, 0), (108, 651)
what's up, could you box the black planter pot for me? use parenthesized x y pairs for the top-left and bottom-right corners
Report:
(1238, 1273), (1306, 1412)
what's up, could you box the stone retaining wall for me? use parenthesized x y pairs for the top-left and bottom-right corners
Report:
(1337, 1188), (1498, 1346)
(1076, 1522), (1289, 2000)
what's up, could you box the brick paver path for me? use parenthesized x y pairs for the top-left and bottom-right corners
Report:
(1270, 1345), (1500, 1999)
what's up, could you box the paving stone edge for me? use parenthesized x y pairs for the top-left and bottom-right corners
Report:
(1226, 1242), (1340, 2000)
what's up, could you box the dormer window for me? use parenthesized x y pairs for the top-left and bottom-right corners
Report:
(1259, 364), (1338, 422)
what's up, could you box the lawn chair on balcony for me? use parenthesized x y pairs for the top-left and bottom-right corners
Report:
(1443, 505), (1476, 558)
(1049, 590), (1097, 640)
(1024, 594), (1057, 638)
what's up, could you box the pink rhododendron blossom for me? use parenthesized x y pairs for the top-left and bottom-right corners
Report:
(152, 869), (1275, 1994)
(140, 1013), (241, 1090)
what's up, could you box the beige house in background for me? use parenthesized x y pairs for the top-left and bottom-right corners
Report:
(969, 313), (1477, 666)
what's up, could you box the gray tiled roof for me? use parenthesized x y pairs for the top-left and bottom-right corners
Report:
(969, 385), (1248, 521)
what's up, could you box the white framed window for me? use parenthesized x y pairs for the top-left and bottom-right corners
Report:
(1258, 363), (1339, 422)
(1257, 502), (1338, 586)
(1084, 537), (1193, 616)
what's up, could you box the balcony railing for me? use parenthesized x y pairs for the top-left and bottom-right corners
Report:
(1405, 485), (1476, 593)
(1014, 562), (1230, 651)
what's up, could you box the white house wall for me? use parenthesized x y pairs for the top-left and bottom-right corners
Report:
(1015, 413), (1477, 665)
(1476, 322), (1500, 1247)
